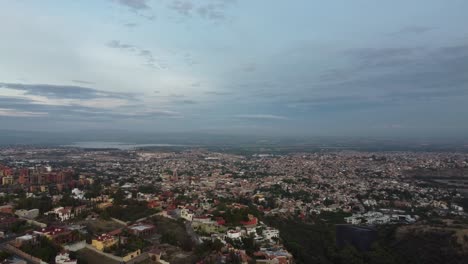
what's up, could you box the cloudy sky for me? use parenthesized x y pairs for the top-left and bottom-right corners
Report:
(1, 0), (467, 138)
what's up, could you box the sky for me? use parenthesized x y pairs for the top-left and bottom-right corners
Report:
(0, 0), (467, 138)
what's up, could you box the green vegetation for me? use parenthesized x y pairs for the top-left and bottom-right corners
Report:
(264, 217), (401, 264)
(15, 195), (53, 214)
(195, 239), (224, 258)
(105, 200), (158, 222)
(265, 215), (468, 264)
(319, 211), (352, 224)
(21, 236), (62, 263)
(9, 221), (32, 233)
(0, 251), (12, 261)
(59, 192), (83, 207)
(105, 233), (150, 257)
(137, 185), (160, 194)
(84, 180), (103, 199)
(151, 216), (193, 251)
(257, 184), (317, 203)
(211, 203), (260, 226)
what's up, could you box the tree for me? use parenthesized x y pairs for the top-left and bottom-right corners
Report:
(111, 189), (126, 205)
(337, 245), (365, 264)
(0, 251), (12, 261)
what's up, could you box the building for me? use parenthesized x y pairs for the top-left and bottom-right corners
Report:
(92, 233), (118, 251)
(13, 234), (37, 248)
(55, 253), (77, 264)
(226, 230), (242, 240)
(0, 213), (24, 229)
(2, 176), (14, 185)
(122, 249), (142, 262)
(15, 209), (39, 219)
(0, 204), (14, 214)
(127, 223), (155, 237)
(240, 214), (258, 227)
(180, 208), (194, 221)
(34, 227), (78, 244)
(262, 228), (280, 242)
(52, 207), (73, 221)
(148, 248), (166, 264)
(71, 188), (85, 200)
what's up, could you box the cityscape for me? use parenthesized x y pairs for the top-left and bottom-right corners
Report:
(1, 145), (468, 263)
(1, 0), (468, 263)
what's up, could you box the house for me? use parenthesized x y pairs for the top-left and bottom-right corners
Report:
(262, 228), (280, 242)
(451, 204), (464, 212)
(2, 176), (14, 185)
(127, 223), (155, 237)
(147, 200), (160, 209)
(180, 208), (193, 221)
(51, 207), (73, 221)
(254, 247), (293, 264)
(92, 233), (118, 251)
(15, 209), (39, 219)
(226, 230), (242, 240)
(34, 227), (78, 244)
(13, 234), (37, 248)
(122, 249), (142, 262)
(241, 214), (258, 227)
(55, 253), (77, 264)
(193, 215), (213, 224)
(71, 188), (85, 200)
(73, 205), (88, 216)
(148, 248), (169, 264)
(0, 213), (24, 229)
(0, 204), (14, 214)
(344, 216), (362, 225)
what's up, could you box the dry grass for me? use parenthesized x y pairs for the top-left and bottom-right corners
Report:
(79, 219), (125, 234)
(76, 248), (120, 264)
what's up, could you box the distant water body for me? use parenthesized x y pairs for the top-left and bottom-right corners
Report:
(65, 141), (185, 150)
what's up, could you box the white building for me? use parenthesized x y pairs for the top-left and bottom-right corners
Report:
(451, 204), (464, 212)
(71, 188), (85, 200)
(180, 208), (193, 221)
(345, 216), (362, 225)
(15, 209), (39, 219)
(262, 228), (280, 241)
(52, 207), (73, 221)
(226, 230), (242, 240)
(55, 253), (77, 264)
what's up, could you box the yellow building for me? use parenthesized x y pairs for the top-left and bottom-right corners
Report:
(122, 249), (141, 262)
(97, 202), (113, 209)
(91, 234), (117, 251)
(2, 176), (14, 185)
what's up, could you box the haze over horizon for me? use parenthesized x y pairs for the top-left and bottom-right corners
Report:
(1, 0), (467, 138)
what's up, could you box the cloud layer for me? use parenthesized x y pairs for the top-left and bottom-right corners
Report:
(1, 1), (468, 137)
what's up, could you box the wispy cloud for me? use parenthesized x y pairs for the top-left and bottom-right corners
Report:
(112, 0), (150, 10)
(72, 80), (95, 85)
(123, 22), (138, 28)
(391, 26), (433, 36)
(0, 108), (47, 117)
(0, 82), (133, 100)
(204, 91), (232, 96)
(319, 44), (468, 101)
(128, 109), (183, 118)
(0, 81), (183, 122)
(173, 99), (197, 105)
(234, 114), (288, 120)
(167, 0), (236, 21)
(107, 40), (167, 69)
